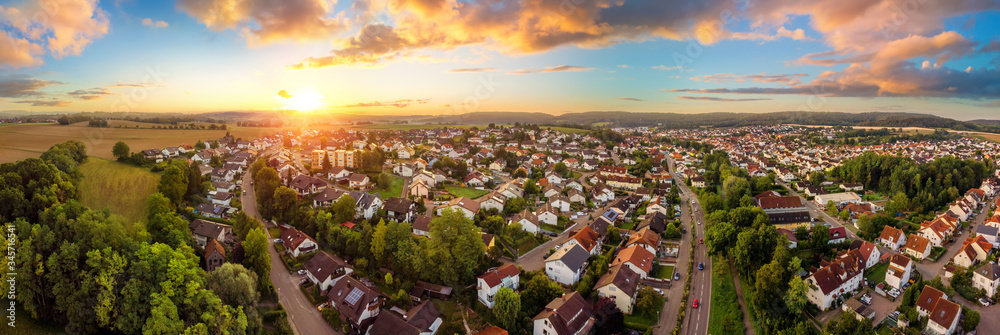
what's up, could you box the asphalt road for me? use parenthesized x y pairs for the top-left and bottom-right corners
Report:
(242, 161), (338, 335)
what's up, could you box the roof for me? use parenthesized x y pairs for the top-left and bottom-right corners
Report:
(312, 187), (346, 203)
(594, 264), (641, 297)
(279, 227), (316, 251)
(478, 264), (520, 288)
(413, 215), (432, 233)
(304, 251), (350, 282)
(189, 219), (231, 239)
(205, 239), (226, 258)
(612, 245), (655, 274)
(929, 298), (961, 329)
(808, 250), (865, 295)
(905, 234), (931, 253)
(531, 292), (595, 335)
(348, 173), (369, 183)
(404, 300), (442, 332)
(570, 226), (601, 253)
(879, 226), (905, 243)
(546, 243), (590, 272)
(756, 196), (804, 209)
(384, 197), (413, 214)
(327, 276), (380, 326)
(448, 196), (481, 213)
(975, 262), (1000, 281)
(627, 228), (661, 249)
(829, 227), (847, 240)
(366, 311), (420, 335)
(915, 286), (945, 312)
(473, 326), (509, 335)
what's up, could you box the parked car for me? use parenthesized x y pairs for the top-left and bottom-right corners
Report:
(979, 298), (991, 307)
(297, 269), (306, 275)
(274, 239), (283, 244)
(674, 273), (681, 281)
(698, 262), (704, 270)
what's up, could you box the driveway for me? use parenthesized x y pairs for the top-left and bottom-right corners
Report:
(242, 169), (338, 335)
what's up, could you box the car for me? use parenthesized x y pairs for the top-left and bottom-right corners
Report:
(692, 299), (699, 308)
(699, 238), (703, 244)
(674, 273), (681, 281)
(297, 269), (306, 275)
(274, 239), (283, 244)
(653, 288), (665, 296)
(979, 298), (991, 307)
(698, 262), (704, 270)
(242, 190), (246, 195)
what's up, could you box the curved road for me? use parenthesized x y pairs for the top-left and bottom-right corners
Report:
(242, 166), (337, 335)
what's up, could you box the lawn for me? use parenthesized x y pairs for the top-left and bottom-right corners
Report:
(446, 185), (490, 199)
(624, 313), (658, 332)
(708, 256), (745, 335)
(653, 264), (675, 280)
(865, 262), (890, 285)
(539, 126), (591, 134)
(78, 158), (160, 223)
(929, 246), (947, 261)
(540, 223), (565, 233)
(376, 175), (404, 198)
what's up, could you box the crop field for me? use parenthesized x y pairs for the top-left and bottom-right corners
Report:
(350, 124), (480, 130)
(0, 122), (280, 163)
(78, 158), (160, 223)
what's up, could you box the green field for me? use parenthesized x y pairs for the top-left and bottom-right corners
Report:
(708, 256), (745, 335)
(79, 158), (160, 223)
(446, 185), (490, 199)
(376, 175), (404, 198)
(351, 124), (480, 130)
(538, 126), (591, 134)
(653, 264), (675, 280)
(865, 262), (890, 285)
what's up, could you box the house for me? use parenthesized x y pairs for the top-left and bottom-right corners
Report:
(312, 187), (347, 207)
(626, 228), (661, 256)
(903, 234), (932, 260)
(814, 192), (862, 207)
(915, 286), (961, 335)
(204, 239), (226, 271)
(142, 149), (164, 162)
(384, 197), (416, 223)
(327, 276), (382, 332)
(590, 182), (615, 203)
(828, 227), (848, 244)
(545, 244), (590, 285)
(564, 226), (602, 255)
(279, 227), (318, 257)
(842, 298), (875, 321)
(777, 228), (799, 249)
(477, 264), (520, 308)
(366, 300), (442, 335)
(532, 292), (595, 335)
(755, 196), (811, 229)
(353, 192), (384, 220)
(465, 172), (486, 189)
(350, 173), (372, 190)
(189, 219), (232, 247)
(437, 197), (480, 219)
(975, 224), (999, 248)
(212, 181), (235, 193)
(849, 240), (881, 269)
(952, 235), (991, 268)
(327, 166), (351, 181)
(211, 168), (236, 182)
(840, 183), (864, 191)
(884, 253), (913, 289)
(211, 191), (234, 206)
(549, 195), (571, 212)
(691, 176), (706, 188)
(479, 192), (508, 212)
(804, 250), (865, 310)
(542, 185), (561, 198)
(611, 245), (655, 279)
(413, 215), (432, 237)
(536, 203), (559, 226)
(195, 203), (225, 218)
(304, 251), (353, 291)
(973, 262), (1000, 297)
(594, 264), (642, 314)
(510, 210), (540, 234)
(878, 226), (906, 250)
(408, 178), (431, 199)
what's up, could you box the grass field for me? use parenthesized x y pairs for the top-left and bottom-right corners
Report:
(79, 158), (160, 223)
(865, 262), (890, 285)
(708, 256), (746, 335)
(538, 126), (591, 134)
(653, 264), (675, 280)
(375, 175), (404, 198)
(351, 124), (480, 130)
(446, 185), (490, 199)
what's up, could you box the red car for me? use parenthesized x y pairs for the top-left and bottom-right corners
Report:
(692, 299), (699, 308)
(699, 238), (703, 244)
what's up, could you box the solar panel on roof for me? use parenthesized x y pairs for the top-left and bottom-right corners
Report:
(345, 287), (364, 305)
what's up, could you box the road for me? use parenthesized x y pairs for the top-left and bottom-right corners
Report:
(652, 158), (711, 335)
(913, 196), (995, 280)
(242, 160), (338, 335)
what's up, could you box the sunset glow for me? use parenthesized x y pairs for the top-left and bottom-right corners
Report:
(279, 90), (326, 113)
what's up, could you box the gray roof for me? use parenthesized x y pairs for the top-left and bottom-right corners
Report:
(975, 224), (998, 236)
(975, 262), (1000, 281)
(546, 243), (590, 272)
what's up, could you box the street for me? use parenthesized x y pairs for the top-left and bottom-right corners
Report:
(777, 181), (859, 240)
(242, 166), (338, 335)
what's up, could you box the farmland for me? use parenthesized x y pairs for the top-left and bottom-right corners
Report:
(78, 158), (160, 223)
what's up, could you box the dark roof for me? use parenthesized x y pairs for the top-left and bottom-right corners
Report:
(547, 244), (589, 272)
(367, 312), (420, 335)
(413, 215), (432, 233)
(595, 264), (641, 297)
(531, 292), (595, 335)
(304, 251), (349, 282)
(384, 197), (413, 214)
(756, 196), (804, 209)
(403, 300), (441, 332)
(975, 262), (1000, 281)
(327, 276), (380, 327)
(189, 219), (231, 240)
(915, 286), (945, 312)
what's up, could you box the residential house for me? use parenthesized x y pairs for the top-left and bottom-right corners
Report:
(413, 215), (432, 237)
(510, 210), (540, 234)
(189, 219), (232, 247)
(305, 251), (353, 291)
(279, 227), (318, 257)
(327, 276), (382, 332)
(353, 192), (383, 220)
(611, 245), (655, 279)
(885, 253), (913, 289)
(532, 292), (595, 335)
(350, 173), (372, 190)
(626, 228), (661, 256)
(952, 235), (991, 268)
(536, 203), (559, 226)
(973, 262), (1000, 298)
(828, 227), (848, 244)
(878, 226), (907, 251)
(564, 227), (602, 255)
(849, 240), (881, 269)
(408, 178), (431, 199)
(549, 195), (571, 212)
(366, 300), (442, 335)
(211, 191), (234, 207)
(477, 264), (520, 308)
(384, 197), (416, 223)
(915, 286), (961, 335)
(312, 187), (347, 208)
(437, 197), (480, 219)
(545, 244), (590, 285)
(479, 192), (508, 213)
(804, 250), (865, 310)
(204, 239), (226, 271)
(594, 264), (642, 314)
(903, 234), (932, 260)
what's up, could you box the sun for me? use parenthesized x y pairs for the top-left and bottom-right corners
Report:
(281, 90), (326, 113)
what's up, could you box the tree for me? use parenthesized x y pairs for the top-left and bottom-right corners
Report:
(158, 164), (188, 205)
(811, 225), (830, 250)
(187, 162), (204, 196)
(554, 162), (569, 177)
(784, 276), (809, 315)
(254, 167), (280, 218)
(207, 263), (259, 308)
(330, 195), (356, 224)
(635, 287), (664, 318)
(706, 221), (739, 256)
(322, 152), (332, 171)
(962, 307), (980, 331)
(233, 211), (260, 240)
(493, 288), (521, 330)
(113, 141), (130, 160)
(427, 208), (485, 284)
(594, 297), (625, 335)
(195, 140), (206, 150)
(521, 273), (563, 315)
(823, 311), (875, 335)
(271, 186), (298, 221)
(808, 171), (825, 186)
(243, 228), (272, 291)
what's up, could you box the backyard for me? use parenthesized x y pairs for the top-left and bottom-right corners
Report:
(446, 185), (490, 199)
(865, 262), (891, 285)
(376, 175), (404, 198)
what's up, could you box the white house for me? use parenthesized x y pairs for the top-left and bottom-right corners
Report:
(279, 227), (318, 257)
(594, 264), (641, 314)
(531, 292), (595, 335)
(549, 195), (571, 212)
(510, 210), (540, 234)
(536, 204), (559, 226)
(973, 262), (1000, 298)
(437, 197), (480, 219)
(304, 251), (352, 291)
(805, 250), (865, 310)
(545, 244), (590, 285)
(476, 264), (520, 309)
(878, 226), (906, 251)
(884, 254), (912, 290)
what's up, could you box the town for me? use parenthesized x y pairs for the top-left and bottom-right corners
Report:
(10, 124), (991, 335)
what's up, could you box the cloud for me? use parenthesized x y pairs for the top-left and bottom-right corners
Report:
(653, 65), (682, 71)
(142, 18), (168, 28)
(508, 65), (594, 75)
(0, 0), (110, 67)
(177, 0), (348, 46)
(689, 73), (808, 85)
(729, 27), (811, 41)
(14, 99), (71, 107)
(67, 88), (110, 100)
(617, 65), (630, 69)
(0, 76), (64, 97)
(617, 97), (644, 101)
(277, 89), (292, 99)
(447, 68), (498, 73)
(340, 98), (430, 108)
(677, 96), (772, 102)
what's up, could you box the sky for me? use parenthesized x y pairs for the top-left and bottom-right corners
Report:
(0, 0), (999, 120)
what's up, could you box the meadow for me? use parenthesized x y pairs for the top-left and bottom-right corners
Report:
(78, 158), (160, 223)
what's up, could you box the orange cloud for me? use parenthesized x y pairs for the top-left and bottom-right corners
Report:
(142, 18), (169, 28)
(177, 0), (348, 46)
(0, 0), (109, 67)
(508, 65), (594, 75)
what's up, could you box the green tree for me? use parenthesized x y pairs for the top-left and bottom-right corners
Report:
(811, 225), (830, 250)
(427, 208), (486, 284)
(113, 141), (130, 160)
(187, 162), (204, 196)
(207, 263), (259, 307)
(330, 195), (357, 224)
(962, 307), (980, 331)
(158, 164), (188, 205)
(784, 276), (809, 315)
(823, 311), (875, 335)
(233, 211), (261, 240)
(521, 273), (563, 315)
(493, 288), (521, 330)
(635, 287), (664, 318)
(271, 186), (298, 221)
(322, 152), (332, 171)
(195, 140), (206, 150)
(243, 228), (272, 291)
(254, 167), (280, 218)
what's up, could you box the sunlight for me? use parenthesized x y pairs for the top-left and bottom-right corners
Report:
(280, 90), (326, 113)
